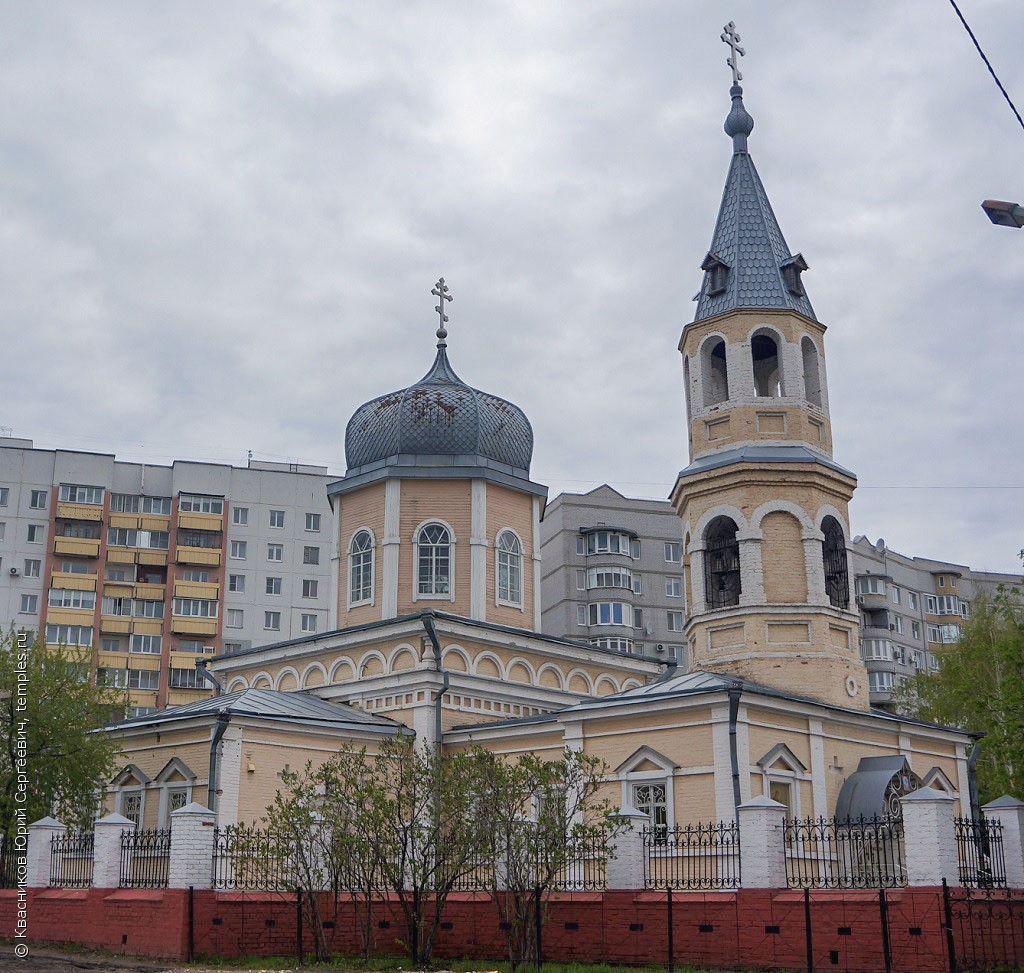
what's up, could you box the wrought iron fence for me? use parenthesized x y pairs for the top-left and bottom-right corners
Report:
(0, 834), (22, 888)
(120, 828), (171, 888)
(547, 829), (608, 891)
(643, 821), (741, 890)
(955, 816), (1007, 889)
(784, 815), (906, 889)
(213, 825), (299, 890)
(49, 831), (94, 888)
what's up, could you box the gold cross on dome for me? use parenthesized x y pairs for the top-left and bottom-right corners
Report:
(721, 21), (745, 85)
(431, 277), (453, 344)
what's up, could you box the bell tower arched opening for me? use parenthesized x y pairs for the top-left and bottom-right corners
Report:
(802, 336), (822, 407)
(822, 516), (850, 609)
(703, 516), (741, 609)
(752, 332), (782, 397)
(701, 339), (729, 406)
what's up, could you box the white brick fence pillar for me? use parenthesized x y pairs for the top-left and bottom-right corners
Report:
(606, 806), (650, 890)
(93, 813), (133, 888)
(26, 817), (64, 888)
(168, 802), (217, 889)
(900, 788), (959, 886)
(982, 795), (1024, 889)
(738, 796), (787, 888)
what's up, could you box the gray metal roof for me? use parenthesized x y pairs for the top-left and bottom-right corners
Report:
(694, 85), (817, 324)
(344, 345), (533, 476)
(105, 688), (408, 733)
(676, 444), (856, 481)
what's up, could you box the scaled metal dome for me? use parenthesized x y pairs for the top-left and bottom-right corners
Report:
(344, 339), (534, 476)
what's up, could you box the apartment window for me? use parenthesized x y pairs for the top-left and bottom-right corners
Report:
(666, 576), (682, 598)
(576, 536), (585, 556)
(182, 569), (210, 583)
(228, 574), (245, 593)
(305, 513), (321, 532)
(951, 576), (957, 589)
(269, 509), (285, 529)
(264, 611), (281, 631)
(938, 576), (945, 588)
(223, 643), (242, 653)
(102, 637), (125, 653)
(128, 670), (160, 691)
(927, 625), (942, 643)
(893, 615), (904, 635)
(24, 560), (41, 578)
(929, 653), (940, 671)
(133, 599), (164, 619)
(416, 523), (451, 596)
(179, 495), (223, 515)
(169, 668), (204, 690)
(587, 602), (630, 626)
(59, 484), (104, 505)
(178, 528), (222, 549)
(20, 594), (38, 614)
(583, 531), (634, 556)
(908, 592), (919, 611)
(106, 528), (169, 550)
(890, 586), (901, 605)
(97, 668), (128, 689)
(303, 545), (320, 565)
(45, 624), (92, 647)
(856, 576), (887, 596)
(267, 543), (283, 562)
(587, 566), (633, 590)
(49, 589), (97, 610)
(226, 609), (244, 629)
(301, 614), (318, 634)
(575, 569), (586, 591)
(591, 637), (634, 653)
(230, 540), (248, 560)
(911, 621), (921, 640)
(266, 577), (282, 596)
(110, 494), (171, 515)
(26, 524), (43, 543)
(862, 639), (893, 661)
(868, 671), (897, 692)
(58, 522), (100, 540)
(664, 541), (681, 562)
(961, 602), (972, 620)
(632, 574), (642, 595)
(102, 596), (132, 616)
(940, 623), (961, 643)
(302, 579), (319, 598)
(630, 538), (641, 559)
(29, 490), (47, 509)
(232, 506), (249, 526)
(935, 595), (960, 616)
(925, 595), (938, 614)
(104, 566), (130, 582)
(0, 487), (8, 506)
(667, 611), (684, 632)
(129, 707), (157, 719)
(172, 598), (218, 618)
(632, 607), (644, 629)
(912, 650), (924, 670)
(177, 640), (210, 653)
(62, 561), (90, 574)
(577, 605), (587, 626)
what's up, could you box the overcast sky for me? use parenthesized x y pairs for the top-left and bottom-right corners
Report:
(2, 2), (1022, 574)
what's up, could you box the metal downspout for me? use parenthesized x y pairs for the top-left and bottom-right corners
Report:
(728, 686), (743, 823)
(208, 713), (231, 818)
(967, 739), (984, 818)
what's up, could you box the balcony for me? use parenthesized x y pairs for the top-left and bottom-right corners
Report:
(855, 591), (887, 612)
(139, 515), (171, 532)
(133, 582), (166, 600)
(56, 502), (103, 522)
(53, 537), (100, 558)
(99, 617), (132, 634)
(101, 582), (134, 599)
(45, 607), (95, 627)
(177, 512), (223, 531)
(175, 547), (221, 567)
(49, 571), (97, 591)
(131, 619), (163, 637)
(136, 550), (168, 566)
(170, 616), (218, 637)
(108, 513), (139, 530)
(173, 580), (220, 600)
(105, 548), (136, 565)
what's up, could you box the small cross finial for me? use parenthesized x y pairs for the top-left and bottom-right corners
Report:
(431, 277), (453, 347)
(721, 21), (745, 85)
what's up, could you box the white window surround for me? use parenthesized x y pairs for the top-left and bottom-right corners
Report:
(615, 746), (679, 831)
(412, 519), (456, 604)
(154, 757), (196, 828)
(348, 527), (376, 608)
(920, 766), (957, 797)
(756, 743), (807, 818)
(495, 528), (524, 609)
(110, 764), (151, 828)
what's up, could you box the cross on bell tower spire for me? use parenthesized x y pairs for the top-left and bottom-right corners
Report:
(431, 277), (453, 348)
(721, 21), (745, 84)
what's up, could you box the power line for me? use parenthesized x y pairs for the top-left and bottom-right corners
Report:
(947, 0), (1024, 135)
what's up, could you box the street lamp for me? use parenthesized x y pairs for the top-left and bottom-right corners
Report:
(981, 199), (1024, 228)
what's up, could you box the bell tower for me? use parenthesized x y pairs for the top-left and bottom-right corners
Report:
(671, 26), (868, 710)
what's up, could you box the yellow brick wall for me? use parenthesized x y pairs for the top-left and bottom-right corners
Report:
(486, 483), (536, 627)
(336, 483), (387, 625)
(761, 510), (808, 603)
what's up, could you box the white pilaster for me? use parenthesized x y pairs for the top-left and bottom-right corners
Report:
(983, 796), (1024, 889)
(689, 546), (707, 612)
(216, 723), (243, 828)
(712, 704), (735, 821)
(26, 817), (64, 888)
(736, 531), (765, 605)
(808, 720), (827, 816)
(900, 788), (959, 887)
(470, 480), (487, 621)
(531, 496), (543, 631)
(381, 479), (401, 619)
(93, 813), (133, 888)
(168, 802), (217, 889)
(606, 806), (650, 890)
(737, 796), (787, 888)
(801, 529), (827, 605)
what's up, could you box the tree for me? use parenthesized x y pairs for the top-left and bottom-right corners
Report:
(0, 630), (125, 836)
(473, 748), (624, 971)
(893, 580), (1024, 804)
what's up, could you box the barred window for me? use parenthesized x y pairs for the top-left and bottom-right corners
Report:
(821, 516), (850, 609)
(704, 516), (741, 609)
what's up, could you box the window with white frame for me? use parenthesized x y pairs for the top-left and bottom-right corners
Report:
(586, 566), (632, 590)
(269, 509), (285, 529)
(664, 541), (682, 562)
(266, 577), (282, 596)
(302, 579), (319, 599)
(587, 602), (630, 625)
(97, 667), (127, 688)
(303, 545), (319, 565)
(855, 576), (886, 596)
(128, 669), (160, 690)
(59, 484), (104, 505)
(911, 620), (921, 640)
(590, 637), (633, 652)
(121, 792), (143, 828)
(162, 787), (190, 827)
(496, 530), (523, 606)
(228, 574), (245, 592)
(49, 588), (96, 610)
(232, 506), (248, 526)
(179, 495), (223, 515)
(908, 591), (918, 610)
(349, 530), (374, 604)
(862, 638), (893, 660)
(577, 605), (586, 626)
(45, 624), (92, 646)
(927, 625), (942, 643)
(575, 569), (586, 591)
(633, 783), (668, 841)
(24, 559), (41, 578)
(110, 494), (171, 515)
(583, 530), (635, 556)
(267, 543), (283, 562)
(940, 623), (961, 643)
(416, 523), (451, 596)
(230, 540), (247, 560)
(667, 611), (684, 632)
(890, 585), (901, 605)
(172, 598), (218, 617)
(301, 614), (318, 633)
(0, 523), (6, 541)
(305, 513), (321, 532)
(0, 487), (8, 506)
(666, 576), (682, 598)
(26, 524), (43, 543)
(925, 595), (939, 614)
(130, 634), (161, 654)
(226, 609), (243, 629)
(20, 594), (38, 614)
(893, 615), (904, 635)
(264, 611), (281, 631)
(182, 569), (210, 583)
(632, 608), (643, 629)
(29, 490), (47, 509)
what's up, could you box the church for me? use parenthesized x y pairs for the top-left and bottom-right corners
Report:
(102, 48), (975, 836)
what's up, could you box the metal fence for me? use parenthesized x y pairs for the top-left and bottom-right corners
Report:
(784, 815), (907, 889)
(49, 831), (94, 888)
(120, 828), (171, 889)
(955, 815), (1007, 889)
(213, 825), (298, 891)
(0, 835), (22, 888)
(643, 821), (740, 890)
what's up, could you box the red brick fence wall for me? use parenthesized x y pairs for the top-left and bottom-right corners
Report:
(4, 885), (1020, 972)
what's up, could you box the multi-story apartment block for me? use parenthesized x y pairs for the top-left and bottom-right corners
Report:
(539, 485), (1019, 707)
(0, 436), (335, 716)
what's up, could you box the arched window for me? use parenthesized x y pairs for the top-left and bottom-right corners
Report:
(752, 333), (782, 397)
(349, 530), (374, 605)
(704, 516), (741, 609)
(821, 516), (849, 609)
(417, 523), (451, 596)
(496, 529), (523, 606)
(801, 336), (822, 407)
(701, 339), (729, 406)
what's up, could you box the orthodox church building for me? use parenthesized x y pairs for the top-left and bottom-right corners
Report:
(104, 57), (974, 835)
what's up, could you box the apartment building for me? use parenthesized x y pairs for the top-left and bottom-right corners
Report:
(0, 436), (335, 716)
(539, 486), (1019, 707)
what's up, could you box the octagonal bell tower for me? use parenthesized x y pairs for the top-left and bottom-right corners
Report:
(671, 40), (868, 710)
